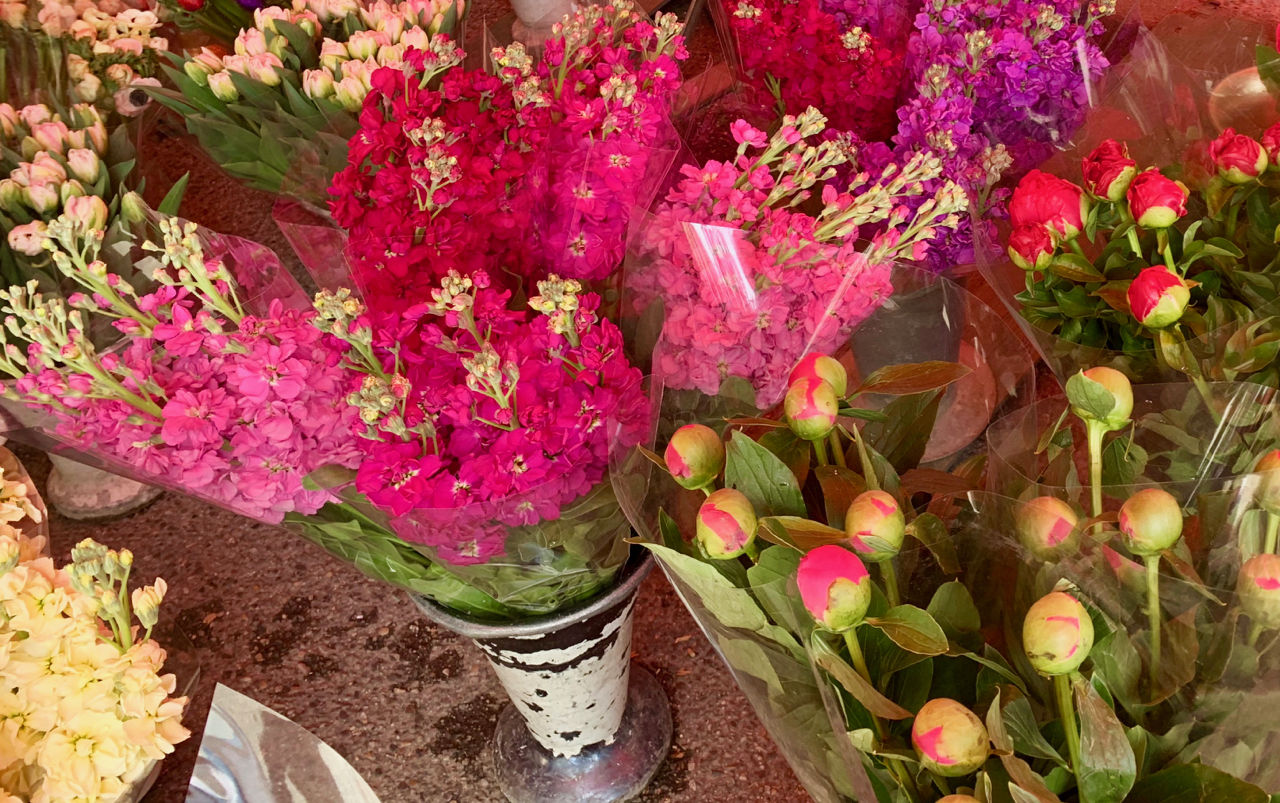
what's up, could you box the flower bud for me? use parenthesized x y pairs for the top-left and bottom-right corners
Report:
(1007, 224), (1055, 271)
(74, 73), (104, 104)
(1238, 554), (1280, 630)
(1022, 591), (1094, 676)
(120, 190), (147, 225)
(664, 424), (724, 491)
(1127, 169), (1188, 229)
(346, 29), (386, 60)
(938, 798), (981, 803)
(319, 39), (350, 72)
(0, 179), (23, 210)
(131, 578), (166, 629)
(105, 62), (135, 89)
(66, 148), (100, 184)
(207, 71), (239, 102)
(797, 544), (871, 632)
(184, 49), (224, 86)
(23, 182), (59, 214)
(911, 698), (991, 777)
(1015, 496), (1080, 561)
(1263, 122), (1280, 170)
(302, 68), (336, 99)
(1081, 139), (1138, 202)
(785, 377), (839, 441)
(1118, 488), (1182, 556)
(789, 353), (848, 397)
(1127, 266), (1189, 329)
(333, 74), (367, 112)
(1209, 128), (1268, 184)
(17, 104), (51, 128)
(6, 222), (47, 256)
(845, 490), (905, 562)
(247, 53), (284, 86)
(0, 104), (16, 139)
(235, 27), (269, 57)
(695, 488), (758, 559)
(60, 179), (86, 203)
(64, 194), (108, 231)
(1009, 169), (1090, 240)
(1068, 366), (1133, 432)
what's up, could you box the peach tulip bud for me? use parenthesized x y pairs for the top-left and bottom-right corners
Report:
(333, 74), (367, 111)
(1118, 488), (1183, 556)
(302, 69), (336, 99)
(785, 377), (838, 441)
(789, 353), (848, 397)
(23, 182), (59, 214)
(17, 104), (52, 128)
(60, 179), (86, 203)
(319, 38), (350, 71)
(1068, 366), (1133, 432)
(797, 544), (871, 632)
(235, 27), (269, 57)
(1238, 554), (1280, 630)
(938, 798), (981, 803)
(0, 179), (22, 210)
(664, 424), (723, 491)
(1015, 496), (1080, 561)
(912, 698), (991, 777)
(207, 71), (239, 102)
(0, 104), (16, 138)
(31, 120), (68, 154)
(66, 148), (99, 184)
(7, 221), (49, 256)
(695, 489), (757, 559)
(247, 53), (284, 86)
(845, 490), (905, 562)
(1023, 591), (1094, 676)
(64, 194), (108, 231)
(29, 152), (68, 183)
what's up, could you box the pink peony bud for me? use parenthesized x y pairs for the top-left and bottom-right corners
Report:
(1238, 553), (1280, 630)
(1007, 224), (1055, 271)
(1069, 366), (1133, 432)
(695, 488), (758, 559)
(1251, 450), (1280, 515)
(912, 698), (990, 777)
(1127, 266), (1189, 329)
(797, 544), (871, 632)
(1023, 591), (1094, 676)
(785, 377), (839, 441)
(664, 424), (724, 491)
(1015, 496), (1080, 561)
(845, 490), (905, 561)
(7, 221), (48, 256)
(1263, 123), (1280, 169)
(1009, 169), (1090, 240)
(1118, 488), (1183, 556)
(1209, 128), (1268, 184)
(789, 353), (848, 396)
(64, 194), (108, 231)
(1127, 169), (1189, 229)
(1081, 139), (1138, 202)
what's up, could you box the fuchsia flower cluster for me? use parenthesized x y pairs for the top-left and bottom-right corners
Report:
(627, 110), (968, 407)
(317, 272), (646, 565)
(0, 216), (362, 524)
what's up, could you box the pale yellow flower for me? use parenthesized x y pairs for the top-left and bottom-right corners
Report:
(36, 711), (130, 797)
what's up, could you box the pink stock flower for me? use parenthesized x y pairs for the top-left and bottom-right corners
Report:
(161, 388), (235, 448)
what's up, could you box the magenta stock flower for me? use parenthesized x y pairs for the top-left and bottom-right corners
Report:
(160, 388), (234, 448)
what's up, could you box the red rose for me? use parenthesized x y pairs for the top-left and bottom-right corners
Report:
(1127, 266), (1189, 328)
(178, 0), (205, 9)
(1007, 224), (1055, 271)
(1081, 139), (1137, 201)
(1209, 128), (1268, 184)
(1127, 169), (1188, 229)
(1262, 122), (1280, 167)
(1010, 169), (1090, 240)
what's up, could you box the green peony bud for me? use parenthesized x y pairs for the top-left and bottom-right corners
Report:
(1023, 591), (1094, 676)
(119, 191), (147, 226)
(1252, 450), (1280, 515)
(845, 490), (905, 562)
(1118, 488), (1183, 556)
(1067, 366), (1133, 432)
(785, 377), (839, 441)
(1238, 554), (1280, 630)
(797, 544), (871, 632)
(789, 353), (848, 397)
(664, 424), (724, 491)
(695, 488), (757, 559)
(1015, 496), (1080, 561)
(911, 698), (991, 777)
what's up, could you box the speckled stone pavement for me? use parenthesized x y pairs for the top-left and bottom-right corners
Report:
(27, 0), (1280, 800)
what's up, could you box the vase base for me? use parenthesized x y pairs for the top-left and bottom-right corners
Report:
(492, 665), (672, 803)
(47, 465), (163, 521)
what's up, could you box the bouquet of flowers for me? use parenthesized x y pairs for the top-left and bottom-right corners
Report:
(149, 0), (466, 194)
(624, 109), (969, 408)
(986, 130), (1280, 387)
(0, 0), (167, 115)
(0, 456), (189, 803)
(332, 0), (687, 312)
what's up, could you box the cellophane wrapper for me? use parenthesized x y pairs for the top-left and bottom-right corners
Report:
(611, 262), (1036, 801)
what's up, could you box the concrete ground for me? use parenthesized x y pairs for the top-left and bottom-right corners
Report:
(27, 0), (1280, 800)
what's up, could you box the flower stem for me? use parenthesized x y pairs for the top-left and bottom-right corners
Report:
(744, 541), (760, 564)
(844, 629), (873, 683)
(829, 431), (848, 468)
(1266, 512), (1279, 554)
(1144, 554), (1162, 689)
(842, 630), (918, 802)
(814, 435), (830, 467)
(849, 424), (879, 491)
(1054, 673), (1082, 774)
(878, 560), (900, 608)
(1087, 421), (1105, 521)
(932, 774), (953, 797)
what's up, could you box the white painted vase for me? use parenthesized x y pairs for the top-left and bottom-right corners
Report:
(412, 549), (671, 803)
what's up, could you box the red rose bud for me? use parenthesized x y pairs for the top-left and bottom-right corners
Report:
(845, 490), (905, 561)
(1238, 553), (1280, 630)
(1015, 496), (1080, 560)
(1081, 139), (1138, 202)
(665, 424), (724, 491)
(797, 544), (871, 632)
(1127, 266), (1189, 329)
(1209, 128), (1269, 184)
(785, 377), (839, 441)
(1007, 224), (1055, 272)
(695, 489), (758, 559)
(1118, 488), (1183, 556)
(1069, 366), (1134, 432)
(911, 699), (991, 777)
(1262, 123), (1280, 168)
(1009, 169), (1091, 240)
(1252, 450), (1280, 515)
(1127, 169), (1189, 229)
(1022, 591), (1094, 676)
(789, 353), (848, 397)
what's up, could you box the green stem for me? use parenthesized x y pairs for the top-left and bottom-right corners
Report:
(1126, 227), (1143, 258)
(700, 485), (713, 498)
(850, 424), (879, 491)
(1145, 554), (1161, 689)
(829, 430), (848, 468)
(814, 435), (830, 467)
(932, 774), (953, 797)
(1087, 422), (1105, 521)
(744, 541), (760, 564)
(843, 631), (919, 803)
(1163, 243), (1177, 273)
(1055, 673), (1082, 774)
(878, 560), (900, 608)
(1266, 512), (1280, 554)
(1249, 621), (1266, 648)
(1068, 237), (1088, 259)
(1226, 201), (1241, 243)
(844, 629), (873, 683)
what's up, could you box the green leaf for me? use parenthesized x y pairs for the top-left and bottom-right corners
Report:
(1064, 371), (1115, 422)
(863, 605), (948, 655)
(1074, 676), (1137, 803)
(657, 509), (690, 555)
(927, 581), (981, 641)
(854, 361), (973, 396)
(1127, 763), (1268, 803)
(1090, 629), (1143, 719)
(1003, 695), (1066, 766)
(757, 427), (811, 487)
(1101, 437), (1148, 487)
(906, 513), (961, 574)
(1049, 252), (1107, 282)
(747, 546), (807, 633)
(641, 543), (767, 631)
(724, 431), (806, 517)
(815, 465), (865, 529)
(719, 636), (782, 692)
(156, 172), (190, 216)
(810, 634), (913, 719)
(758, 516), (846, 550)
(1259, 45), (1280, 95)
